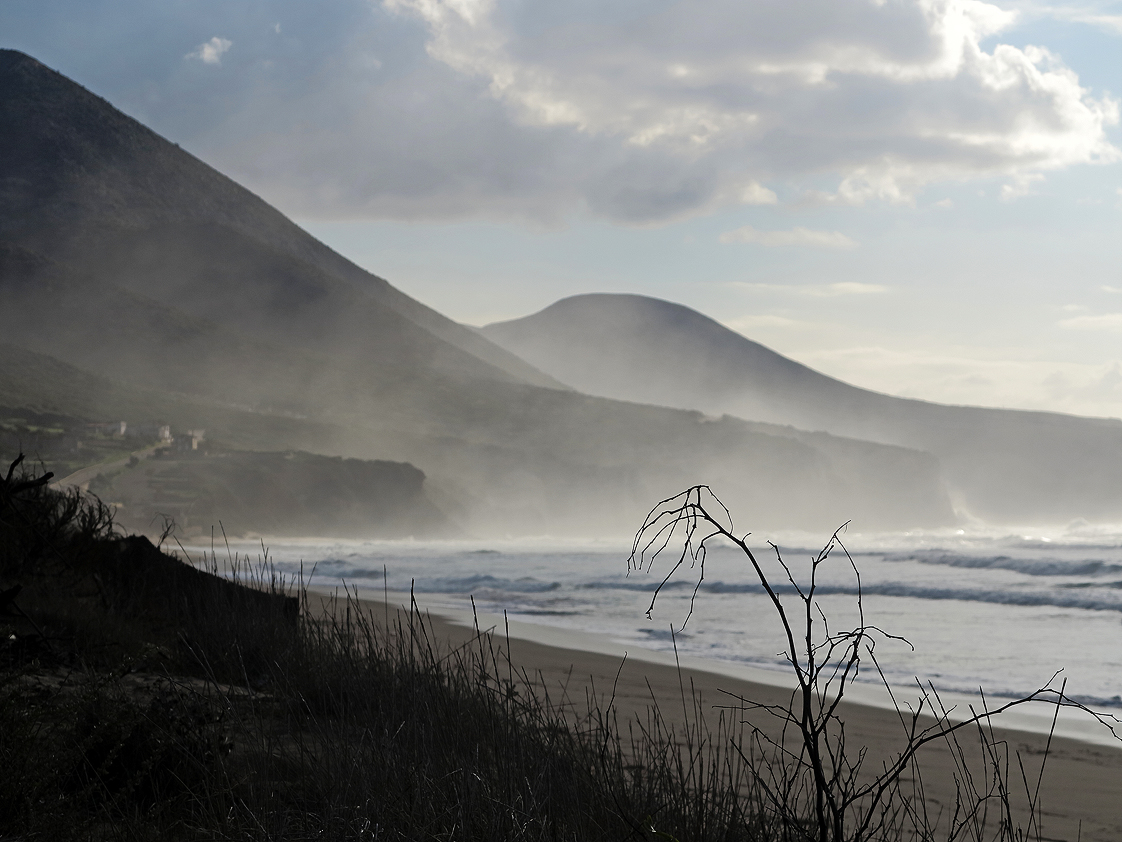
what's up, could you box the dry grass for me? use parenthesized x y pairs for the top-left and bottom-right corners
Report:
(3, 459), (1106, 840)
(1, 455), (768, 841)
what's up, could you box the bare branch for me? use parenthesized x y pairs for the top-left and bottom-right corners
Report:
(631, 484), (1121, 842)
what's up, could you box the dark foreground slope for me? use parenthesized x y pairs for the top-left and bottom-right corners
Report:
(4, 462), (1115, 842)
(0, 51), (954, 534)
(0, 462), (756, 841)
(482, 294), (1122, 523)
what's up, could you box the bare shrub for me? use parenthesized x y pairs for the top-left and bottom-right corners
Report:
(630, 485), (1120, 842)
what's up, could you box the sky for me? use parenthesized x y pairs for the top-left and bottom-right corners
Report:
(2, 0), (1120, 417)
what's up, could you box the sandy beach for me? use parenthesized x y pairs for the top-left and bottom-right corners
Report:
(311, 588), (1122, 842)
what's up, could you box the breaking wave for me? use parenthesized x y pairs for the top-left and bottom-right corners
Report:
(882, 551), (1122, 578)
(327, 570), (1122, 613)
(408, 574), (561, 594)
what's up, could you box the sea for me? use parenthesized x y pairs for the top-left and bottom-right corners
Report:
(186, 521), (1122, 743)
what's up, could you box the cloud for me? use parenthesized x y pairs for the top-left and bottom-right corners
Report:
(824, 282), (887, 295)
(370, 0), (1119, 217)
(1000, 173), (1044, 201)
(1008, 1), (1122, 35)
(740, 183), (779, 205)
(1059, 313), (1122, 331)
(732, 281), (886, 296)
(724, 314), (818, 332)
(1041, 362), (1122, 415)
(720, 225), (858, 249)
(153, 0), (1119, 223)
(795, 346), (1122, 416)
(186, 36), (232, 65)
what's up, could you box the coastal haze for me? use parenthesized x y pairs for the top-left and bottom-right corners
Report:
(3, 52), (1120, 717)
(0, 48), (1116, 545)
(482, 294), (1122, 524)
(1, 50), (963, 538)
(2, 4), (1122, 838)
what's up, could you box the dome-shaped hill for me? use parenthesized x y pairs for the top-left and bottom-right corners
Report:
(484, 293), (1122, 523)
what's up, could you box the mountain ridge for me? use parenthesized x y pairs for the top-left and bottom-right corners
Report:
(0, 49), (565, 393)
(482, 293), (1122, 522)
(0, 49), (959, 535)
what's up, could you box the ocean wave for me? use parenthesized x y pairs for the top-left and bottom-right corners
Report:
(444, 574), (1122, 615)
(817, 582), (1122, 612)
(577, 577), (1122, 612)
(636, 628), (691, 642)
(293, 557), (357, 572)
(883, 552), (1122, 578)
(1061, 693), (1122, 710)
(695, 580), (1122, 612)
(407, 574), (561, 594)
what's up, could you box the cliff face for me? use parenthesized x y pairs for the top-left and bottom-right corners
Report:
(0, 50), (957, 535)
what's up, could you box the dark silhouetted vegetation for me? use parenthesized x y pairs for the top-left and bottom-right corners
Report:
(3, 462), (1115, 840)
(1, 457), (769, 840)
(631, 486), (1120, 842)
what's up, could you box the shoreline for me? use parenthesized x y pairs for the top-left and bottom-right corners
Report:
(309, 585), (1122, 841)
(339, 586), (1122, 748)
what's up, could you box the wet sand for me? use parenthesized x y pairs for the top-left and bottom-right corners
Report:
(310, 589), (1122, 842)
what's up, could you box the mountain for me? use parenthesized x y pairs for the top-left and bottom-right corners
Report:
(481, 294), (1122, 523)
(0, 50), (563, 393)
(0, 50), (956, 535)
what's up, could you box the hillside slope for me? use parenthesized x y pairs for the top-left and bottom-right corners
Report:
(482, 294), (1122, 523)
(0, 49), (564, 393)
(0, 51), (956, 535)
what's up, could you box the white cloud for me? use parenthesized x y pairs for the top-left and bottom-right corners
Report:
(720, 225), (858, 249)
(1000, 173), (1044, 201)
(825, 282), (888, 295)
(724, 314), (818, 332)
(730, 281), (886, 295)
(795, 346), (1122, 416)
(370, 0), (1119, 220)
(166, 0), (1119, 224)
(1042, 362), (1122, 411)
(1059, 313), (1122, 331)
(186, 36), (232, 65)
(1006, 1), (1122, 35)
(740, 183), (779, 205)
(1103, 285), (1122, 294)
